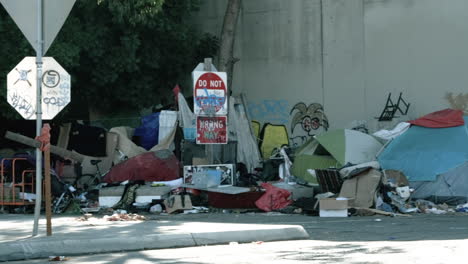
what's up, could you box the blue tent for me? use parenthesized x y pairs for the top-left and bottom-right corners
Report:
(378, 117), (468, 182)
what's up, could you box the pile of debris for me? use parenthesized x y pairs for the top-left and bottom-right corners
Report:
(2, 87), (468, 219)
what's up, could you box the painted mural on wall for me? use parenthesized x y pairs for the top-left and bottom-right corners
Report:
(446, 92), (468, 115)
(248, 100), (329, 148)
(289, 102), (329, 147)
(248, 100), (289, 124)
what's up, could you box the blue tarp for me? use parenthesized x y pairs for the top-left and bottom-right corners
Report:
(378, 117), (468, 181)
(134, 112), (161, 150)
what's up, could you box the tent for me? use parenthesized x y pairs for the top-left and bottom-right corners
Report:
(293, 129), (383, 183)
(378, 116), (468, 182)
(410, 162), (468, 203)
(378, 116), (468, 202)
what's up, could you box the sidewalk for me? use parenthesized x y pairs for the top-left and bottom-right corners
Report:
(0, 213), (309, 262)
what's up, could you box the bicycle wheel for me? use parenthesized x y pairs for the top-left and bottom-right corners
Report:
(76, 174), (99, 192)
(52, 194), (72, 214)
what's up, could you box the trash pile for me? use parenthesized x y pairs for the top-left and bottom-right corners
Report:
(2, 84), (468, 220)
(300, 108), (468, 217)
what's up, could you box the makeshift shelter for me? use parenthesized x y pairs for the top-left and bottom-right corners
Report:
(408, 108), (464, 128)
(410, 162), (468, 203)
(293, 129), (383, 183)
(378, 116), (468, 182)
(103, 150), (180, 184)
(379, 115), (468, 202)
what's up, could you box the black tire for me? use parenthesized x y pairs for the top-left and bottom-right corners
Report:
(76, 174), (99, 192)
(52, 195), (72, 214)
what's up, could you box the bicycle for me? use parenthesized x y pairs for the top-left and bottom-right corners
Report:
(52, 182), (78, 214)
(75, 159), (108, 193)
(51, 160), (108, 214)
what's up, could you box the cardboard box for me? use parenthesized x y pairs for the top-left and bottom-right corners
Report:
(163, 195), (192, 214)
(339, 169), (382, 208)
(319, 198), (349, 217)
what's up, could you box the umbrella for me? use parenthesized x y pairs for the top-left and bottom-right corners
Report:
(292, 129), (383, 183)
(315, 129), (383, 166)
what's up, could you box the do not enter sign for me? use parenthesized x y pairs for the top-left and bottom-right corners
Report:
(193, 71), (227, 115)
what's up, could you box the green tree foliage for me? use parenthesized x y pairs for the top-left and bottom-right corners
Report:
(0, 0), (218, 119)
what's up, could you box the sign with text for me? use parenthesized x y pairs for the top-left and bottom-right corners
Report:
(7, 57), (71, 120)
(196, 116), (228, 144)
(193, 71), (228, 115)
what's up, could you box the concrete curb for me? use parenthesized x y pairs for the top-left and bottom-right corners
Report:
(0, 226), (309, 261)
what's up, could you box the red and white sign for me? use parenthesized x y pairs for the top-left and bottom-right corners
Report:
(196, 116), (228, 144)
(193, 71), (227, 115)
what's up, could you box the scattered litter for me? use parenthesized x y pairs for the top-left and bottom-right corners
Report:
(252, 241), (264, 244)
(149, 204), (163, 214)
(48, 256), (68, 261)
(104, 213), (146, 221)
(375, 219), (382, 222)
(456, 203), (468, 212)
(120, 180), (129, 185)
(395, 186), (411, 200)
(81, 207), (100, 213)
(424, 208), (447, 215)
(76, 213), (94, 222)
(183, 206), (209, 214)
(352, 207), (410, 217)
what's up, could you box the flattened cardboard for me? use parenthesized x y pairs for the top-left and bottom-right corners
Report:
(339, 169), (382, 208)
(164, 195), (192, 214)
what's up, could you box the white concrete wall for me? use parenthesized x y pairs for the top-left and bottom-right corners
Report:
(322, 0), (366, 130)
(364, 0), (468, 121)
(194, 0), (468, 143)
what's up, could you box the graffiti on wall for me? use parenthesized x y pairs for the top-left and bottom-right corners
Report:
(249, 100), (329, 148)
(446, 92), (468, 114)
(289, 102), (329, 147)
(248, 100), (289, 124)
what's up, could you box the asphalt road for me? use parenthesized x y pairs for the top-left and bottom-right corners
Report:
(4, 213), (468, 264)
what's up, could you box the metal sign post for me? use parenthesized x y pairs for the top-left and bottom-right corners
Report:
(192, 58), (229, 163)
(1, 0), (75, 237)
(32, 0), (43, 237)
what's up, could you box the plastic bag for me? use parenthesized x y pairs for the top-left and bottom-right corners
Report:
(255, 183), (292, 212)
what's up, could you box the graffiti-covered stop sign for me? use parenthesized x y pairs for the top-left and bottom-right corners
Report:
(193, 71), (227, 115)
(7, 57), (71, 120)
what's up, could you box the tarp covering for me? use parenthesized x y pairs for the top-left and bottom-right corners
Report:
(229, 97), (262, 173)
(373, 122), (411, 141)
(110, 124), (177, 165)
(134, 112), (161, 150)
(378, 117), (468, 181)
(410, 162), (468, 202)
(103, 150), (180, 183)
(408, 108), (464, 128)
(259, 124), (289, 159)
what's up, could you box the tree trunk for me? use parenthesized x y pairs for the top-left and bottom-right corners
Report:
(218, 0), (242, 95)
